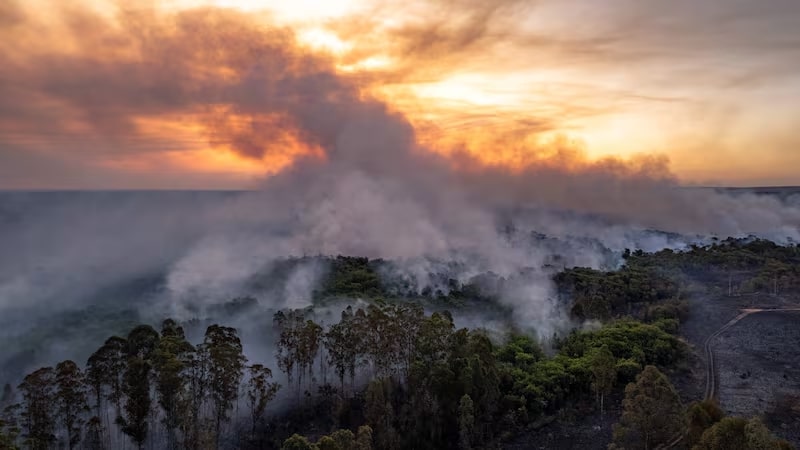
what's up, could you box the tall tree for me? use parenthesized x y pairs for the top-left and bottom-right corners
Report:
(0, 404), (21, 450)
(298, 319), (323, 390)
(693, 416), (792, 450)
(612, 365), (683, 450)
(364, 378), (398, 450)
(84, 416), (105, 450)
(86, 336), (127, 420)
(153, 319), (195, 450)
(246, 364), (280, 437)
(458, 394), (474, 450)
(18, 367), (57, 450)
(54, 360), (89, 450)
(274, 311), (299, 391)
(120, 325), (159, 450)
(184, 343), (209, 450)
(324, 306), (363, 394)
(203, 325), (246, 446)
(685, 400), (724, 448)
(589, 345), (617, 417)
(120, 357), (152, 450)
(355, 426), (373, 450)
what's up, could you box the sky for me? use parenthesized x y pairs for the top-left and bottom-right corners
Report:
(1, 0), (799, 189)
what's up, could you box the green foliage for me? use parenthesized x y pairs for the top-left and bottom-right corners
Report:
(355, 425), (373, 450)
(559, 320), (686, 367)
(614, 358), (642, 383)
(589, 345), (616, 416)
(120, 356), (151, 449)
(153, 319), (194, 450)
(612, 365), (684, 450)
(318, 256), (385, 299)
(686, 400), (725, 447)
(282, 433), (318, 450)
(202, 324), (247, 445)
(692, 416), (792, 450)
(626, 238), (800, 296)
(554, 265), (682, 320)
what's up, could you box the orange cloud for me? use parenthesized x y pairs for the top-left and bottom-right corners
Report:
(0, 0), (799, 188)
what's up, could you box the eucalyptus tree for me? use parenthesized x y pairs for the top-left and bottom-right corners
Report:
(246, 364), (280, 437)
(297, 319), (323, 390)
(18, 367), (57, 450)
(86, 336), (127, 420)
(589, 345), (617, 417)
(203, 324), (246, 446)
(153, 319), (195, 450)
(54, 360), (89, 450)
(120, 325), (160, 450)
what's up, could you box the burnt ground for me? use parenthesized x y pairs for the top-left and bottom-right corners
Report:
(714, 311), (800, 445)
(502, 396), (622, 450)
(681, 292), (800, 446)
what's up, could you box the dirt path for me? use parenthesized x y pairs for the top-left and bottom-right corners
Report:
(660, 306), (800, 449)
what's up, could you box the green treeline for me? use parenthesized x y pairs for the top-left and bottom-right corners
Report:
(0, 302), (687, 450)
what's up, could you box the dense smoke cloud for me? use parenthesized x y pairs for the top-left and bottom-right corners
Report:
(1, 0), (800, 381)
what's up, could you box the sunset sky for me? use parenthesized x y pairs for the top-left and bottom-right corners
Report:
(1, 0), (799, 189)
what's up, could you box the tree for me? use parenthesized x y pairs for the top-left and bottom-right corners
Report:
(364, 378), (398, 450)
(153, 319), (195, 450)
(317, 435), (339, 450)
(693, 416), (791, 450)
(86, 336), (127, 420)
(246, 364), (280, 436)
(324, 307), (363, 394)
(612, 365), (683, 450)
(185, 341), (210, 450)
(329, 429), (355, 449)
(84, 416), (105, 450)
(589, 345), (616, 417)
(355, 425), (373, 450)
(120, 357), (151, 449)
(54, 360), (89, 450)
(298, 319), (323, 390)
(0, 406), (21, 450)
(18, 367), (56, 450)
(458, 394), (474, 450)
(275, 311), (301, 392)
(120, 325), (159, 449)
(282, 434), (318, 450)
(685, 400), (724, 447)
(203, 324), (246, 446)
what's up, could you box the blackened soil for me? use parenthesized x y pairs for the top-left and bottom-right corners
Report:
(714, 311), (800, 445)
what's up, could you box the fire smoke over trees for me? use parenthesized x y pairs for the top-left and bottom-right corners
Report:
(0, 0), (799, 349)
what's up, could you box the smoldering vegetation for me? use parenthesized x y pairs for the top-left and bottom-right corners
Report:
(1, 1), (800, 448)
(0, 190), (679, 382)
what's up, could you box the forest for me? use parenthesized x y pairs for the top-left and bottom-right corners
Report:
(0, 237), (797, 450)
